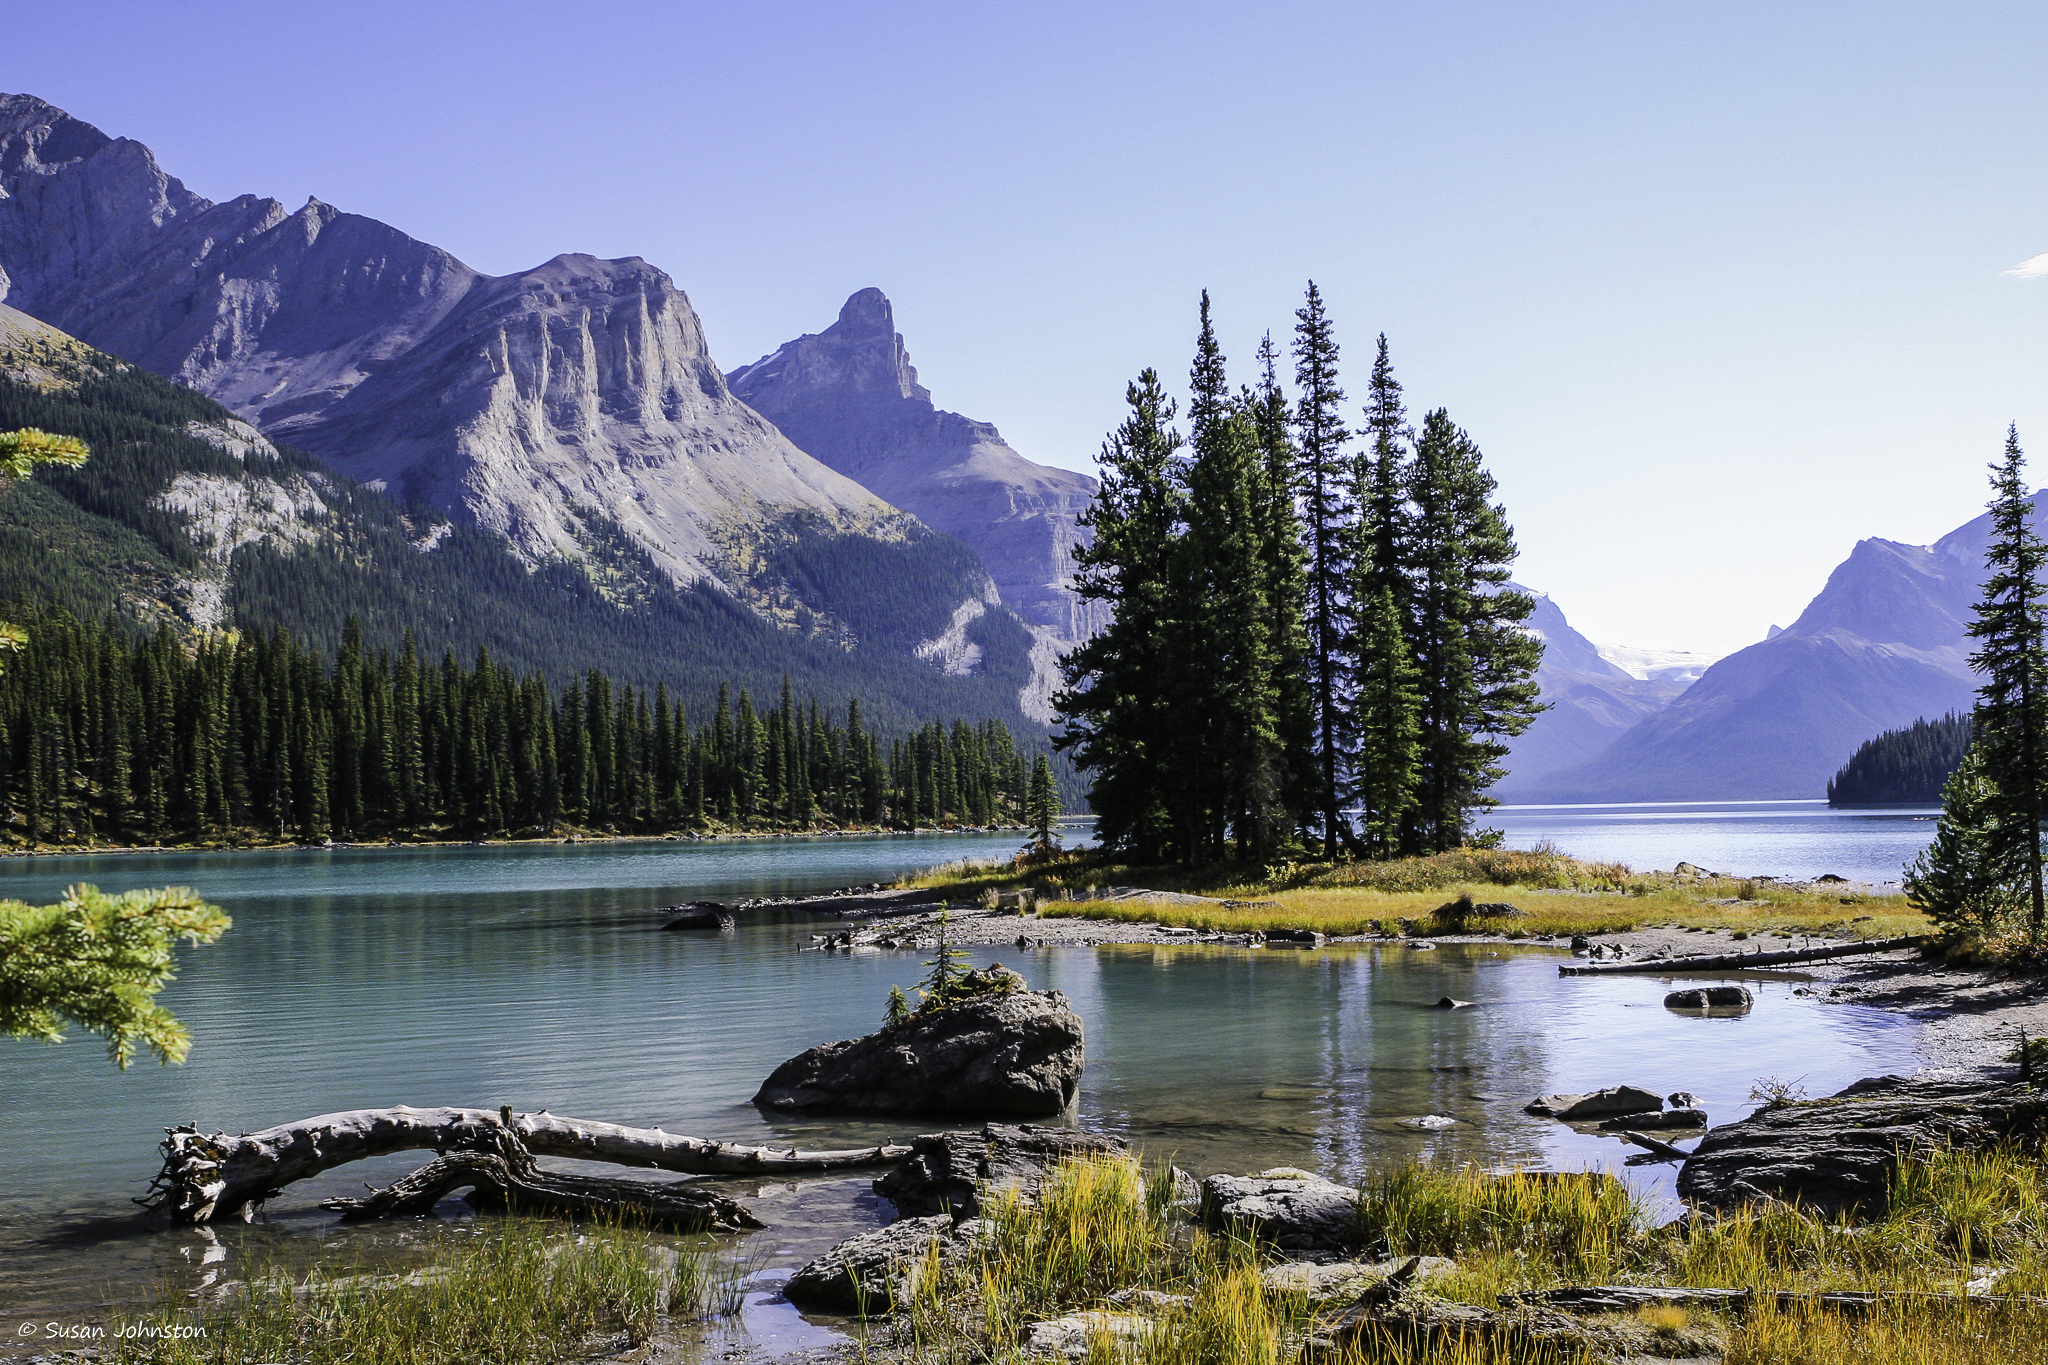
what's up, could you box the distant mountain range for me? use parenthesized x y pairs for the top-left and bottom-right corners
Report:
(0, 92), (1095, 724)
(1501, 500), (2034, 802)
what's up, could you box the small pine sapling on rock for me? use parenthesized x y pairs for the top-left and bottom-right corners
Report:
(884, 984), (911, 1028)
(917, 908), (973, 1009)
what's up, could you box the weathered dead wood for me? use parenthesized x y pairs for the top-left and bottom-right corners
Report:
(316, 1130), (762, 1232)
(1558, 934), (1924, 976)
(1614, 1130), (1694, 1162)
(1502, 1285), (2048, 1314)
(140, 1103), (913, 1224)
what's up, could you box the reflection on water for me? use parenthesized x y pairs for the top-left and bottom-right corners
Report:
(1490, 799), (1940, 885)
(0, 836), (1922, 1344)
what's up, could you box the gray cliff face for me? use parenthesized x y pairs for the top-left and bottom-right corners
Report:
(1503, 504), (2024, 802)
(0, 94), (939, 612)
(729, 289), (1103, 644)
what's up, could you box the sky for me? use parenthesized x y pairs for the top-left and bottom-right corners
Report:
(4, 1), (2044, 655)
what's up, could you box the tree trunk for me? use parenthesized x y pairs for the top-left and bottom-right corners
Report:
(140, 1104), (913, 1224)
(1557, 935), (1924, 976)
(317, 1128), (761, 1232)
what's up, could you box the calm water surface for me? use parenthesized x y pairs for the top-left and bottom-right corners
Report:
(0, 817), (1926, 1350)
(1491, 799), (1939, 885)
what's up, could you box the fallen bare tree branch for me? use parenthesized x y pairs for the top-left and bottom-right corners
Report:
(140, 1104), (913, 1223)
(1502, 1285), (2048, 1313)
(1557, 935), (1925, 977)
(317, 1129), (761, 1232)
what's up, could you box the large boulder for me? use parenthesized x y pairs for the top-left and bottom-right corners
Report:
(1201, 1169), (1362, 1253)
(754, 988), (1085, 1118)
(876, 1123), (1128, 1216)
(1677, 1075), (2048, 1216)
(783, 1214), (990, 1314)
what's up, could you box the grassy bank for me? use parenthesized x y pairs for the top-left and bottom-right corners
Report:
(878, 1148), (2048, 1364)
(110, 1216), (752, 1365)
(904, 846), (1930, 942)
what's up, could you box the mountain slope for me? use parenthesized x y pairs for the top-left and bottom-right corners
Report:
(1504, 511), (2022, 801)
(729, 289), (1102, 644)
(0, 91), (1010, 661)
(1502, 585), (1688, 786)
(0, 302), (1042, 728)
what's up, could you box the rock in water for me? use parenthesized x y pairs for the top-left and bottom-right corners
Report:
(1664, 986), (1753, 1012)
(1677, 1075), (2048, 1216)
(1525, 1086), (1665, 1120)
(783, 1214), (989, 1314)
(875, 1123), (1126, 1216)
(753, 989), (1084, 1118)
(1597, 1107), (1707, 1131)
(1201, 1170), (1363, 1252)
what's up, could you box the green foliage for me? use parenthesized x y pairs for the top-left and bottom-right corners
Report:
(1829, 712), (1973, 805)
(1960, 425), (2048, 936)
(916, 908), (974, 1008)
(885, 983), (911, 1028)
(1906, 746), (2027, 934)
(1026, 753), (1059, 854)
(0, 607), (1042, 846)
(0, 883), (228, 1067)
(0, 426), (90, 480)
(1291, 282), (1354, 856)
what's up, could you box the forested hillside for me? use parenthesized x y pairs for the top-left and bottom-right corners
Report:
(1828, 712), (1974, 805)
(0, 307), (1041, 732)
(0, 609), (1042, 847)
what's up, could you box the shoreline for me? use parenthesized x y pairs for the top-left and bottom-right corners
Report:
(777, 890), (2047, 1083)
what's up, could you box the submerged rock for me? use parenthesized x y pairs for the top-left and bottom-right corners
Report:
(1598, 1106), (1707, 1130)
(783, 1214), (990, 1314)
(875, 1124), (1128, 1217)
(1677, 1074), (2048, 1216)
(1201, 1170), (1362, 1252)
(754, 988), (1084, 1118)
(1524, 1086), (1664, 1120)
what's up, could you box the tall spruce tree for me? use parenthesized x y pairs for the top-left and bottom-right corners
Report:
(1250, 333), (1315, 853)
(1055, 371), (1185, 860)
(1178, 294), (1281, 860)
(1290, 283), (1355, 856)
(1402, 409), (1543, 852)
(1961, 426), (2048, 936)
(1352, 586), (1421, 855)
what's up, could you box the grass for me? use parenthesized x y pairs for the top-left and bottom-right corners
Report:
(905, 845), (1931, 942)
(110, 1215), (754, 1365)
(870, 1145), (2048, 1365)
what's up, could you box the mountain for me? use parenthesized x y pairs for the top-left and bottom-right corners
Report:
(1502, 504), (2032, 801)
(1500, 585), (1689, 788)
(729, 289), (1102, 646)
(0, 92), (1043, 704)
(0, 301), (1047, 730)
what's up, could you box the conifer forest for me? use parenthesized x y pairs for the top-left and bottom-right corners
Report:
(1056, 287), (1545, 864)
(0, 609), (1042, 848)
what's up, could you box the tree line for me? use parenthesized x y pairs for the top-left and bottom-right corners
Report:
(0, 608), (1049, 847)
(1057, 287), (1543, 865)
(1828, 712), (1972, 806)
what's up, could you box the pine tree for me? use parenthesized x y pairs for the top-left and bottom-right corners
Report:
(1290, 283), (1354, 857)
(1055, 370), (1185, 860)
(1026, 753), (1059, 855)
(1249, 334), (1314, 851)
(1904, 746), (2027, 932)
(1403, 410), (1544, 852)
(1961, 425), (2048, 936)
(1352, 587), (1421, 855)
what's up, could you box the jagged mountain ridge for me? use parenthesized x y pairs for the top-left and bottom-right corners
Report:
(1499, 503), (2036, 801)
(0, 301), (1046, 728)
(0, 92), (1033, 681)
(729, 289), (1103, 645)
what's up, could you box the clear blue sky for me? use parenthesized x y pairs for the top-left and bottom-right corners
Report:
(5, 1), (2043, 654)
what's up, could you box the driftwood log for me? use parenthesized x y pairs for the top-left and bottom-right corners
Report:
(1557, 934), (1925, 976)
(140, 1104), (913, 1224)
(317, 1128), (760, 1232)
(1502, 1285), (2048, 1314)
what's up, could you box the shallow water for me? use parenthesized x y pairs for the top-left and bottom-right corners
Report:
(0, 826), (1924, 1352)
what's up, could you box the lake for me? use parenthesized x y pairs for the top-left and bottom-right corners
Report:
(0, 809), (1933, 1349)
